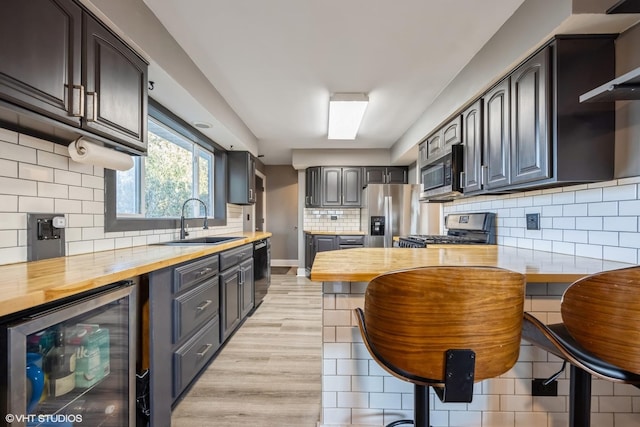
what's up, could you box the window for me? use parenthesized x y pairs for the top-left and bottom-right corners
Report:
(105, 99), (226, 232)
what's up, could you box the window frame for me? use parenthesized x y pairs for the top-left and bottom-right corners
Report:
(105, 98), (227, 232)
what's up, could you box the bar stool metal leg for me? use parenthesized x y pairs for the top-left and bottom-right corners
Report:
(569, 365), (592, 427)
(415, 384), (430, 427)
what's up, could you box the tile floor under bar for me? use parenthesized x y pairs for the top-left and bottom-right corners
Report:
(171, 273), (322, 427)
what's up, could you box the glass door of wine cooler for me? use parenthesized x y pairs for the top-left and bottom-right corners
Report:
(2, 282), (136, 427)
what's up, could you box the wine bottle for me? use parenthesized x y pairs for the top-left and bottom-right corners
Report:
(43, 328), (76, 397)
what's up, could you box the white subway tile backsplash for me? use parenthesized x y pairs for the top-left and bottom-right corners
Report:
(38, 182), (68, 199)
(81, 174), (103, 189)
(0, 159), (18, 178)
(1, 140), (37, 163)
(19, 163), (54, 182)
(18, 196), (54, 212)
(37, 150), (68, 170)
(54, 170), (82, 186)
(53, 198), (82, 213)
(82, 201), (103, 214)
(552, 192), (575, 205)
(0, 128), (245, 265)
(603, 184), (637, 201)
(620, 200), (640, 216)
(620, 233), (640, 249)
(0, 246), (27, 264)
(563, 203), (588, 217)
(588, 201), (618, 217)
(576, 216), (603, 231)
(588, 231), (618, 246)
(0, 230), (17, 248)
(68, 186), (94, 201)
(604, 216), (637, 232)
(603, 246), (638, 264)
(575, 188), (603, 203)
(563, 230), (588, 243)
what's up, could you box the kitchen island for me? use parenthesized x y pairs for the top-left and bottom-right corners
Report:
(310, 246), (639, 427)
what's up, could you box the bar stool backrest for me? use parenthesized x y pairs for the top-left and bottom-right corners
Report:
(562, 266), (640, 375)
(362, 266), (526, 384)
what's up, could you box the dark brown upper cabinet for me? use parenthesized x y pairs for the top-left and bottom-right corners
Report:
(0, 0), (83, 127)
(423, 115), (462, 161)
(483, 78), (511, 190)
(510, 48), (550, 186)
(448, 35), (616, 198)
(321, 167), (362, 207)
(227, 151), (257, 205)
(461, 100), (482, 194)
(364, 166), (408, 184)
(0, 0), (148, 153)
(84, 14), (148, 151)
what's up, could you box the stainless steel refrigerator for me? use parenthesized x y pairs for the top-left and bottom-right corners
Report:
(361, 184), (421, 248)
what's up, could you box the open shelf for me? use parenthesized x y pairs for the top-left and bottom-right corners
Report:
(607, 0), (640, 14)
(579, 66), (640, 102)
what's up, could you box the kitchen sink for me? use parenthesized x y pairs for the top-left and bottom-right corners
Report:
(156, 236), (244, 246)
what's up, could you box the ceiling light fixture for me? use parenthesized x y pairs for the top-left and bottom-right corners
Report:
(328, 93), (369, 140)
(192, 121), (213, 129)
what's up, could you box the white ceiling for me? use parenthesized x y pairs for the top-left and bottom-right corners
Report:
(142, 0), (526, 165)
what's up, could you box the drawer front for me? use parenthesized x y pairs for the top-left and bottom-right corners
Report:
(219, 244), (253, 271)
(173, 317), (220, 398)
(174, 255), (219, 293)
(173, 279), (219, 343)
(338, 235), (364, 245)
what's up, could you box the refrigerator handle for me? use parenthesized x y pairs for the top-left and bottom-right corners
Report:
(384, 196), (392, 248)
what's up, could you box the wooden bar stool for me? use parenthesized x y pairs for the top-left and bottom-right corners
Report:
(522, 265), (640, 427)
(354, 266), (526, 427)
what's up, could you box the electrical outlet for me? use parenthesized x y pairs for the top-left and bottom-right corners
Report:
(532, 378), (557, 396)
(330, 215), (338, 220)
(526, 213), (540, 230)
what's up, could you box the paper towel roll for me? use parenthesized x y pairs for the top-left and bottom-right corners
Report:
(68, 138), (134, 171)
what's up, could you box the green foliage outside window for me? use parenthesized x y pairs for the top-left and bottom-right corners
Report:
(145, 131), (193, 218)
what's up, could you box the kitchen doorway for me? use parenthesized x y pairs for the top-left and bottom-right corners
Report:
(255, 173), (265, 231)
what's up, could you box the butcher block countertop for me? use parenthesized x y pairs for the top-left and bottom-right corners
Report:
(309, 246), (637, 283)
(304, 230), (365, 235)
(0, 231), (271, 318)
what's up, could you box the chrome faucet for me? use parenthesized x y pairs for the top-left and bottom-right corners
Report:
(180, 198), (209, 239)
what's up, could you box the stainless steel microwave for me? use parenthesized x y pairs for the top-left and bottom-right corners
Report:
(420, 144), (464, 201)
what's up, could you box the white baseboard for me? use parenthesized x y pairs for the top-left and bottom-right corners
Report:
(270, 258), (297, 267)
(296, 267), (307, 277)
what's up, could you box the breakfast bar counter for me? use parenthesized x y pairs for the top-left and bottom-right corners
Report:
(309, 246), (639, 427)
(310, 245), (635, 283)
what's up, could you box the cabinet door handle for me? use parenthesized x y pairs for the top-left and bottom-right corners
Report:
(70, 84), (84, 117)
(86, 92), (98, 122)
(237, 270), (243, 284)
(196, 300), (213, 311)
(460, 172), (466, 189)
(198, 267), (213, 277)
(196, 343), (213, 357)
(249, 188), (253, 200)
(481, 165), (488, 186)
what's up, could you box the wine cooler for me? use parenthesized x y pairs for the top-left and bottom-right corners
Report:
(1, 281), (136, 426)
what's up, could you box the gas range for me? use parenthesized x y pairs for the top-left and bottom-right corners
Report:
(398, 212), (496, 248)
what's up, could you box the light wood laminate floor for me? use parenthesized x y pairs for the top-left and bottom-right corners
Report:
(171, 273), (322, 427)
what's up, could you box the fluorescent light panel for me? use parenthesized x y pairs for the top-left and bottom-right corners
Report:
(328, 93), (369, 140)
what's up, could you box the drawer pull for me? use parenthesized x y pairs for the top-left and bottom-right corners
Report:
(196, 300), (213, 311)
(198, 267), (213, 277)
(196, 343), (213, 358)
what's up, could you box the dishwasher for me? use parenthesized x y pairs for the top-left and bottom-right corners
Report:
(253, 238), (270, 310)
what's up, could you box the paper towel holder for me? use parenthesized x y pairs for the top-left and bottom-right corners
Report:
(68, 137), (134, 171)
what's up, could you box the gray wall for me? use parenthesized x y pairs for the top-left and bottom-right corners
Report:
(265, 165), (298, 264)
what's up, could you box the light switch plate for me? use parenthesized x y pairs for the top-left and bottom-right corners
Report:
(27, 213), (66, 261)
(526, 213), (540, 230)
